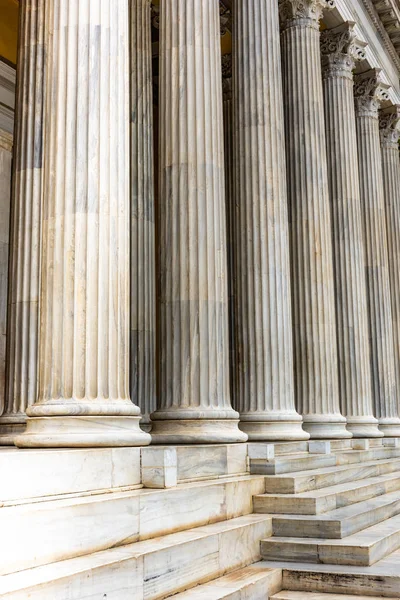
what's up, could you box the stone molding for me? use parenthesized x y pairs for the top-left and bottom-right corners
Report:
(354, 69), (391, 118)
(278, 0), (335, 28)
(380, 105), (400, 148)
(0, 128), (12, 152)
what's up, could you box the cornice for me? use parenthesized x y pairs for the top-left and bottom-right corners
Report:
(360, 0), (400, 68)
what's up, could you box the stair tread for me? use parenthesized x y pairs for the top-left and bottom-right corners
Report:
(264, 456), (400, 482)
(264, 512), (400, 548)
(272, 592), (399, 599)
(0, 514), (271, 595)
(165, 564), (281, 599)
(259, 471), (400, 500)
(272, 487), (400, 523)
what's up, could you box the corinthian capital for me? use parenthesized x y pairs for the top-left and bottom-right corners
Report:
(380, 105), (400, 148)
(354, 69), (390, 119)
(278, 0), (335, 27)
(321, 22), (367, 78)
(222, 54), (232, 99)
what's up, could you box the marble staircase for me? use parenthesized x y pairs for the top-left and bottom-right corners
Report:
(2, 441), (400, 598)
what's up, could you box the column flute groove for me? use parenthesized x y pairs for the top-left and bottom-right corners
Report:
(130, 0), (156, 431)
(15, 0), (151, 448)
(233, 0), (307, 440)
(379, 105), (400, 418)
(150, 0), (246, 443)
(354, 70), (400, 436)
(0, 0), (45, 444)
(321, 24), (381, 437)
(279, 0), (350, 438)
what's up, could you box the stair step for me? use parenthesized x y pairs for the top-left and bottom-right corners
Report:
(262, 549), (400, 597)
(166, 564), (282, 599)
(250, 453), (337, 475)
(263, 457), (400, 494)
(0, 514), (272, 600)
(0, 474), (265, 575)
(261, 513), (400, 566)
(272, 488), (400, 538)
(335, 447), (400, 466)
(272, 592), (399, 599)
(255, 472), (400, 515)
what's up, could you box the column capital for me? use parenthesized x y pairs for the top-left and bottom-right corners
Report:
(380, 105), (400, 149)
(354, 69), (390, 119)
(278, 0), (335, 29)
(321, 22), (367, 79)
(222, 54), (232, 100)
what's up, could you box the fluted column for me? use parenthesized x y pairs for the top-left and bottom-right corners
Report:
(321, 25), (381, 437)
(279, 0), (350, 438)
(130, 0), (156, 432)
(234, 0), (307, 440)
(0, 0), (44, 445)
(151, 0), (246, 443)
(222, 54), (236, 410)
(0, 130), (13, 437)
(15, 0), (151, 448)
(379, 105), (400, 418)
(354, 70), (400, 436)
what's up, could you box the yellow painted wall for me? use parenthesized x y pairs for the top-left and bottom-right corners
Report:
(0, 0), (18, 64)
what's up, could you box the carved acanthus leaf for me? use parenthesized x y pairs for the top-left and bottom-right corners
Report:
(354, 71), (390, 118)
(380, 106), (400, 147)
(278, 0), (335, 24)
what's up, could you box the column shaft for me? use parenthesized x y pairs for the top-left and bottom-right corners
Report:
(234, 0), (307, 440)
(151, 0), (246, 443)
(354, 70), (400, 436)
(279, 0), (350, 438)
(15, 0), (150, 448)
(130, 0), (156, 431)
(380, 106), (400, 418)
(222, 56), (236, 411)
(0, 0), (45, 444)
(321, 25), (381, 437)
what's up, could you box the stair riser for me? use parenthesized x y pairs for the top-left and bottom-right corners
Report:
(264, 459), (400, 494)
(272, 497), (400, 538)
(282, 569), (400, 598)
(257, 476), (400, 517)
(251, 456), (336, 476)
(0, 477), (265, 576)
(0, 519), (272, 600)
(261, 529), (400, 566)
(336, 448), (400, 466)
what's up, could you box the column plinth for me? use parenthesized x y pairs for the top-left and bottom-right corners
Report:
(0, 0), (45, 445)
(354, 70), (400, 437)
(321, 24), (382, 438)
(279, 0), (350, 439)
(15, 0), (150, 448)
(150, 0), (246, 444)
(233, 0), (307, 441)
(380, 105), (400, 422)
(130, 0), (156, 432)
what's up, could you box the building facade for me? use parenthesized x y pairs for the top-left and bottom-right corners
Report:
(1, 1), (400, 597)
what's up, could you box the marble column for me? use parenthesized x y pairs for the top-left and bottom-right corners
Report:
(379, 105), (400, 417)
(151, 0), (247, 444)
(320, 25), (381, 437)
(130, 0), (156, 432)
(15, 0), (151, 448)
(233, 0), (307, 440)
(0, 0), (44, 445)
(0, 130), (13, 432)
(354, 70), (400, 436)
(222, 54), (236, 411)
(279, 0), (350, 438)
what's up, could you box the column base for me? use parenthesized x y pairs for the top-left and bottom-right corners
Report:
(14, 416), (151, 448)
(378, 417), (400, 437)
(0, 415), (26, 445)
(302, 415), (353, 439)
(150, 418), (248, 444)
(238, 413), (309, 441)
(345, 416), (383, 438)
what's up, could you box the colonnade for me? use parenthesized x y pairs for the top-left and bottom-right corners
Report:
(0, 0), (399, 447)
